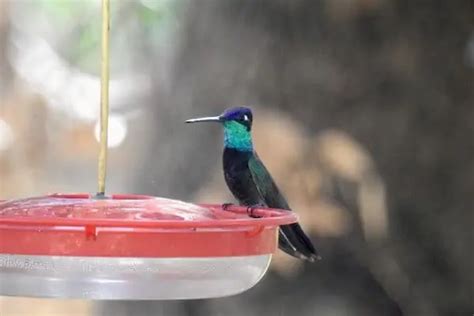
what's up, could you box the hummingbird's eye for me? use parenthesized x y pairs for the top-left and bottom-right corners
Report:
(243, 115), (249, 121)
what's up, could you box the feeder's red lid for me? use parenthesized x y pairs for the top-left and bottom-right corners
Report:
(0, 194), (297, 258)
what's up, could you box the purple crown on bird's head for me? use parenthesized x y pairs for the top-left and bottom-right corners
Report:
(220, 107), (253, 126)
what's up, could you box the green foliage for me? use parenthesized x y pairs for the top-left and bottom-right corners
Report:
(30, 0), (181, 73)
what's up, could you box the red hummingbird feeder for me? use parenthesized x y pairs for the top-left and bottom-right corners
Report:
(0, 194), (296, 299)
(0, 0), (297, 299)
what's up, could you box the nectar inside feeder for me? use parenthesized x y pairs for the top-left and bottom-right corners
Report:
(0, 194), (297, 299)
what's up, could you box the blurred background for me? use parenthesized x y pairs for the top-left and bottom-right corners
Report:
(0, 0), (473, 315)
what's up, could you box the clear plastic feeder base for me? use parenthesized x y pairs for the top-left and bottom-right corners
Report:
(0, 254), (271, 300)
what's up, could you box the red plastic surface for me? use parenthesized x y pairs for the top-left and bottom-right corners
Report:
(0, 194), (297, 258)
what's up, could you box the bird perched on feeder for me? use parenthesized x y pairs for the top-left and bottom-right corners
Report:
(186, 106), (320, 262)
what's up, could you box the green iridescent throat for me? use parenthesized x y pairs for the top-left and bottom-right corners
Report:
(223, 121), (253, 151)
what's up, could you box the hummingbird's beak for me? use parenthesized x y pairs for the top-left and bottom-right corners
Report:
(185, 116), (222, 123)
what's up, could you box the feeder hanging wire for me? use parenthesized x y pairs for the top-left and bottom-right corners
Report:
(97, 0), (110, 196)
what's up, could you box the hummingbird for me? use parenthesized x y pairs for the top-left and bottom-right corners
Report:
(186, 106), (320, 262)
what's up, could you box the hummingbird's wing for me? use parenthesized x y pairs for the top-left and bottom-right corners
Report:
(248, 153), (320, 261)
(247, 153), (290, 209)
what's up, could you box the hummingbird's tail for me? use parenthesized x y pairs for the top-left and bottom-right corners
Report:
(278, 223), (321, 262)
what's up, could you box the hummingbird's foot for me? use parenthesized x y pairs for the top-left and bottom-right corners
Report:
(221, 203), (234, 211)
(246, 206), (262, 218)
